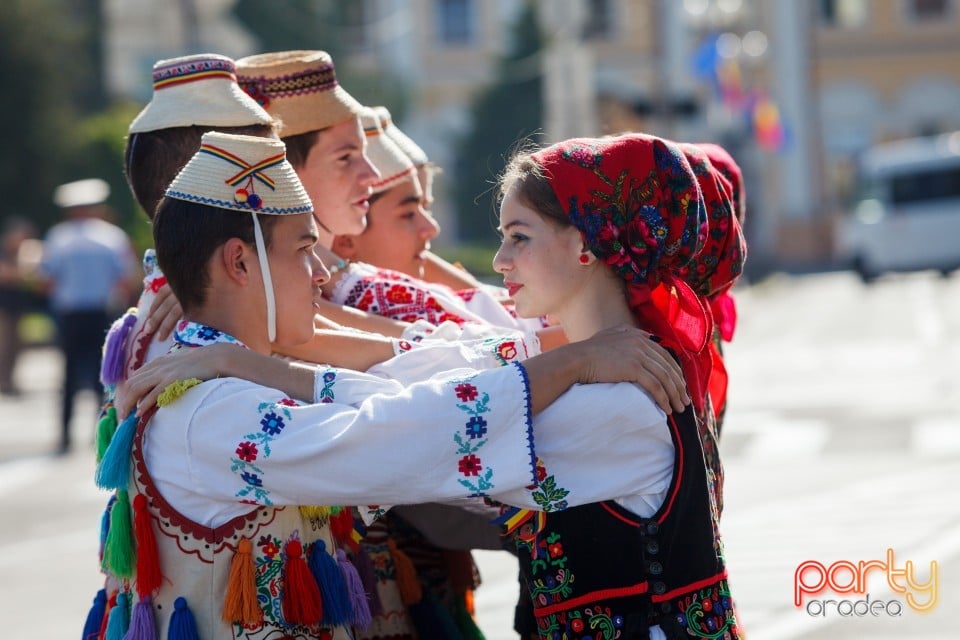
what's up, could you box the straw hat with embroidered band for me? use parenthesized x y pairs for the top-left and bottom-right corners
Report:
(164, 132), (312, 341)
(373, 106), (429, 167)
(359, 107), (415, 195)
(235, 50), (363, 137)
(128, 54), (273, 134)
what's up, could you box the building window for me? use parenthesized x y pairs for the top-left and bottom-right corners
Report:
(435, 0), (474, 45)
(908, 0), (951, 20)
(818, 0), (868, 27)
(583, 0), (615, 40)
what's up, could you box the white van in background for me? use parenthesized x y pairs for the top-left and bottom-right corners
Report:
(841, 131), (960, 282)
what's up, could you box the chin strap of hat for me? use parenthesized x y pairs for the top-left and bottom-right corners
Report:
(251, 213), (277, 342)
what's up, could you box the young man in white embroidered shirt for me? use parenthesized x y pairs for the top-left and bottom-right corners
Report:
(99, 132), (688, 639)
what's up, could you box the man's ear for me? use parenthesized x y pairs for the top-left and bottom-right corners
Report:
(220, 238), (253, 286)
(331, 234), (358, 259)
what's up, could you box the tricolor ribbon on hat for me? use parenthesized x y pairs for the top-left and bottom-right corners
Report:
(153, 66), (236, 90)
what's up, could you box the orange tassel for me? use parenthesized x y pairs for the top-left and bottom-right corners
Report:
(132, 494), (161, 597)
(386, 539), (422, 605)
(222, 538), (262, 625)
(281, 534), (323, 626)
(464, 588), (475, 616)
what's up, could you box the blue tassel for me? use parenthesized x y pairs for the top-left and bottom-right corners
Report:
(124, 597), (157, 640)
(82, 588), (107, 640)
(96, 411), (138, 490)
(101, 310), (137, 386)
(337, 549), (372, 629)
(308, 540), (351, 627)
(104, 591), (130, 640)
(168, 597), (200, 640)
(99, 494), (116, 562)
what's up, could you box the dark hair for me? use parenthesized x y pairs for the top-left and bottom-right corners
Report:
(124, 123), (277, 220)
(282, 129), (322, 169)
(498, 152), (568, 228)
(152, 198), (279, 313)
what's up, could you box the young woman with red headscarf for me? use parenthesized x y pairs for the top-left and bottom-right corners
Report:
(493, 133), (744, 640)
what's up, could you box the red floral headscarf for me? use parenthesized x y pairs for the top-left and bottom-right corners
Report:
(698, 143), (745, 226)
(531, 133), (713, 413)
(677, 143), (747, 300)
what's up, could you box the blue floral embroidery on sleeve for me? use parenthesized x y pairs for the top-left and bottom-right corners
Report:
(452, 379), (495, 497)
(231, 399), (299, 504)
(316, 369), (336, 403)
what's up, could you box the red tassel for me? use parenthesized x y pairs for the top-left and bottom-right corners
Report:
(330, 509), (354, 545)
(281, 534), (324, 626)
(132, 494), (161, 597)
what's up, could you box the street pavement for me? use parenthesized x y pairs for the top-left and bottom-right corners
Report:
(2, 269), (959, 638)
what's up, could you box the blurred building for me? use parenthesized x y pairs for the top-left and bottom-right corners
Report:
(103, 0), (960, 270)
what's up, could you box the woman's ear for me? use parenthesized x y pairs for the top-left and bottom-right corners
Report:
(577, 243), (598, 266)
(331, 234), (358, 259)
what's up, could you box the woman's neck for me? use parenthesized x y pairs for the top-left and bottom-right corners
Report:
(556, 273), (636, 343)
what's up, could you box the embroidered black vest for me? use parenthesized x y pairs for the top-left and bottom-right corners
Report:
(512, 405), (741, 640)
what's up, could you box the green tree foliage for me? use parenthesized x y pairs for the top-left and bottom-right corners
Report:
(0, 0), (81, 231)
(453, 1), (545, 244)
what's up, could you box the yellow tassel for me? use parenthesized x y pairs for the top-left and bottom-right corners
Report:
(387, 539), (422, 605)
(222, 538), (262, 625)
(157, 378), (202, 407)
(299, 505), (334, 520)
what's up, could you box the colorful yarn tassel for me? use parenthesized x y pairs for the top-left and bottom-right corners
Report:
(95, 406), (118, 464)
(454, 593), (487, 640)
(308, 540), (351, 627)
(353, 547), (382, 616)
(81, 588), (107, 640)
(95, 411), (138, 490)
(101, 310), (137, 386)
(102, 489), (135, 579)
(299, 505), (334, 520)
(387, 539), (422, 605)
(336, 549), (371, 629)
(222, 538), (262, 625)
(281, 534), (324, 626)
(168, 597), (200, 640)
(133, 494), (161, 597)
(330, 509), (354, 545)
(104, 591), (130, 640)
(99, 494), (116, 562)
(99, 590), (118, 640)
(125, 597), (157, 640)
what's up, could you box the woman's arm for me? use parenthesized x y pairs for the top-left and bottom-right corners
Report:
(116, 325), (689, 417)
(315, 298), (409, 338)
(275, 329), (398, 371)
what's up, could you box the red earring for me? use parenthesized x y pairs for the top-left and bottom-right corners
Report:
(579, 254), (590, 264)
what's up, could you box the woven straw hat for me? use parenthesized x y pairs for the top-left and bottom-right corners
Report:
(165, 132), (312, 216)
(236, 50), (363, 137)
(374, 106), (429, 166)
(128, 54), (274, 134)
(361, 107), (415, 194)
(53, 178), (110, 208)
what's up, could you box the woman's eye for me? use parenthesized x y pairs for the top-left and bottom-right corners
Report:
(511, 233), (529, 244)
